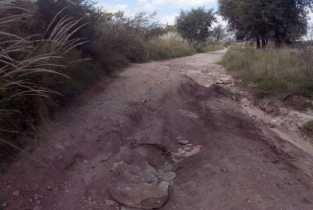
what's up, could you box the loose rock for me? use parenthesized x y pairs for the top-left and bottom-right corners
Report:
(104, 199), (116, 206)
(12, 190), (20, 197)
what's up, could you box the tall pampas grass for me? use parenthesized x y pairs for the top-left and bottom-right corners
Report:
(0, 2), (85, 148)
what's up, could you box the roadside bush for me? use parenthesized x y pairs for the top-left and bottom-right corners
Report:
(221, 47), (313, 96)
(0, 2), (85, 150)
(193, 41), (224, 53)
(144, 33), (196, 60)
(0, 0), (197, 155)
(206, 42), (225, 52)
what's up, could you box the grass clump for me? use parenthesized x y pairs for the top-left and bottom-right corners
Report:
(206, 43), (225, 52)
(302, 120), (313, 137)
(0, 2), (85, 150)
(221, 47), (313, 95)
(190, 41), (225, 53)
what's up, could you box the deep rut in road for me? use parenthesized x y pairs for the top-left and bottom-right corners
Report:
(1, 51), (313, 210)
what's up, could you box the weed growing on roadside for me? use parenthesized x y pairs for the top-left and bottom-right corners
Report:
(221, 47), (313, 96)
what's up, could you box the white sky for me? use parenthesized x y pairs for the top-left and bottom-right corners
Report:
(95, 0), (220, 25)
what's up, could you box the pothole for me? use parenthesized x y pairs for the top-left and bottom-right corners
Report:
(108, 145), (175, 209)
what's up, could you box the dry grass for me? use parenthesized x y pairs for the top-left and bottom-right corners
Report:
(206, 43), (225, 52)
(221, 46), (313, 96)
(302, 120), (313, 137)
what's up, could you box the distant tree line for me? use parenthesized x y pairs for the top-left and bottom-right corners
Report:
(219, 0), (313, 48)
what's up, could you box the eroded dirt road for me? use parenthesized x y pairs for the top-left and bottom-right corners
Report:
(1, 50), (313, 210)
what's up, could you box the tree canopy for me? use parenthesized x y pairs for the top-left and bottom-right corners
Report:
(219, 0), (313, 47)
(176, 7), (216, 44)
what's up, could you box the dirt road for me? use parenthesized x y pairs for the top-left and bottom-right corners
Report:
(1, 50), (313, 210)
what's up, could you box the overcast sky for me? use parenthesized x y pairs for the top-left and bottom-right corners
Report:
(95, 0), (219, 25)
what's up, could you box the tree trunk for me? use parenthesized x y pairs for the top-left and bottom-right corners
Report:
(274, 36), (282, 48)
(256, 37), (261, 49)
(261, 38), (267, 48)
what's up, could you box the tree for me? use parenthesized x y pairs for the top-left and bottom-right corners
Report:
(219, 0), (313, 48)
(176, 7), (216, 44)
(212, 24), (226, 41)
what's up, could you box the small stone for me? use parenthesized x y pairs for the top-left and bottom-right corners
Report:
(177, 148), (185, 154)
(269, 124), (276, 128)
(183, 145), (193, 152)
(220, 168), (228, 173)
(143, 171), (159, 184)
(216, 80), (232, 85)
(47, 186), (53, 191)
(12, 190), (20, 197)
(104, 199), (116, 206)
(269, 120), (277, 128)
(158, 181), (170, 191)
(216, 80), (225, 85)
(158, 171), (176, 182)
(2, 202), (7, 207)
(184, 145), (202, 157)
(143, 164), (159, 184)
(160, 162), (174, 172)
(178, 110), (199, 119)
(178, 139), (189, 145)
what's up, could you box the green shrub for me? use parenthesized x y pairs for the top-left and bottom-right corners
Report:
(206, 43), (225, 52)
(144, 33), (196, 61)
(221, 47), (313, 95)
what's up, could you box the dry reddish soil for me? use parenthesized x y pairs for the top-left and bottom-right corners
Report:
(1, 50), (313, 210)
